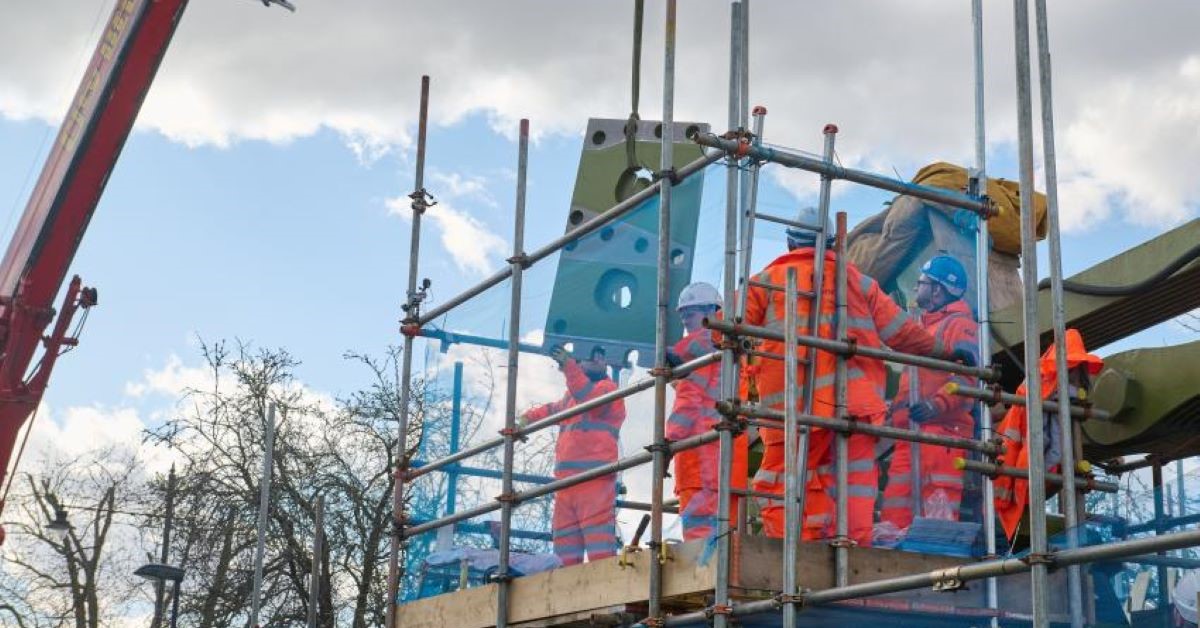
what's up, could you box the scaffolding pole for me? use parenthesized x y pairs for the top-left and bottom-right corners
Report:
(1030, 2), (1084, 624)
(406, 352), (721, 482)
(968, 0), (1000, 618)
(955, 458), (1119, 493)
(948, 383), (1112, 421)
(387, 75), (431, 626)
(833, 212), (850, 588)
(662, 527), (1200, 626)
(402, 431), (721, 539)
(733, 405), (1001, 456)
(494, 117), (528, 628)
(704, 319), (997, 380)
(693, 134), (992, 217)
(1012, 1), (1051, 623)
(646, 1), (676, 621)
(711, 4), (742, 627)
(414, 150), (720, 328)
(782, 268), (800, 628)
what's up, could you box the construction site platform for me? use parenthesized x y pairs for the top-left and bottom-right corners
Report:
(394, 535), (1069, 627)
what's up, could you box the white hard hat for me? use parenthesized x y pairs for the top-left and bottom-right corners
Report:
(1176, 570), (1199, 625)
(785, 206), (832, 247)
(677, 282), (722, 311)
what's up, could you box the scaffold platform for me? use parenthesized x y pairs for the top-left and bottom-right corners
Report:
(394, 536), (1069, 627)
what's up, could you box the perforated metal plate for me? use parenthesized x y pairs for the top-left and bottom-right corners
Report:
(543, 118), (709, 368)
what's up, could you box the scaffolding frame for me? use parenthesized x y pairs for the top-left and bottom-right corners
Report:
(384, 3), (1200, 627)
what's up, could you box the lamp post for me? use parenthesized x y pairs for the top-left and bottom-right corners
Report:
(135, 563), (185, 628)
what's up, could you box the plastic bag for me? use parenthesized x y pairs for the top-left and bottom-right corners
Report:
(923, 488), (956, 521)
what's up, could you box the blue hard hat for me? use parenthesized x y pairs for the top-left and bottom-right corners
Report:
(785, 206), (834, 249)
(920, 254), (968, 298)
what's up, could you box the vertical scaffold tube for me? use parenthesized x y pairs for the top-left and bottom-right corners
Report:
(387, 74), (430, 627)
(737, 106), (766, 321)
(1032, 3), (1083, 625)
(834, 212), (850, 588)
(1012, 3), (1051, 624)
(495, 118), (529, 628)
(647, 1), (676, 622)
(783, 268), (800, 628)
(969, 1), (999, 624)
(713, 6), (741, 627)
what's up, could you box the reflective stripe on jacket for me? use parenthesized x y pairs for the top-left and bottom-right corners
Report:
(525, 359), (626, 479)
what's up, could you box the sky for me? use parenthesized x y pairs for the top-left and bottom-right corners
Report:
(2, 0), (1200, 569)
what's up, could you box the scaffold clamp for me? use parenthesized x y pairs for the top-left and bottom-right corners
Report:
(931, 566), (966, 592)
(1022, 552), (1056, 567)
(495, 491), (519, 504)
(774, 592), (807, 608)
(638, 616), (665, 627)
(706, 603), (734, 618)
(505, 253), (531, 269)
(829, 535), (856, 549)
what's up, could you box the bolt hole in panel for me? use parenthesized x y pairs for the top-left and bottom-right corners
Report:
(543, 118), (708, 369)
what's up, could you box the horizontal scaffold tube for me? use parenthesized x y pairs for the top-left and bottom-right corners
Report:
(662, 527), (1200, 625)
(414, 149), (723, 327)
(406, 352), (722, 481)
(955, 458), (1118, 493)
(732, 403), (1002, 456)
(403, 430), (721, 539)
(704, 318), (997, 381)
(694, 133), (992, 217)
(947, 383), (1111, 421)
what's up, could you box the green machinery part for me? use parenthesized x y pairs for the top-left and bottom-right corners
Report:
(1084, 339), (1200, 460)
(543, 118), (708, 368)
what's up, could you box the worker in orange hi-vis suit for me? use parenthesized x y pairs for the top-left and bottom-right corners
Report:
(880, 254), (981, 531)
(743, 207), (970, 546)
(665, 282), (749, 542)
(993, 328), (1102, 541)
(520, 345), (626, 565)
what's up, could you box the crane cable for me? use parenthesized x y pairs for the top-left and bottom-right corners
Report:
(623, 0), (645, 174)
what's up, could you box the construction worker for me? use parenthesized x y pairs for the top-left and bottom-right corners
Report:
(880, 254), (980, 531)
(520, 345), (626, 565)
(993, 328), (1102, 540)
(665, 282), (748, 542)
(743, 207), (971, 546)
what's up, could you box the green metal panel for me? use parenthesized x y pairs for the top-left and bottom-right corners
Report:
(1082, 339), (1200, 459)
(990, 219), (1200, 390)
(543, 118), (708, 368)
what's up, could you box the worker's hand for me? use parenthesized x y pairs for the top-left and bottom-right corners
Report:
(949, 346), (977, 367)
(909, 399), (944, 423)
(548, 344), (571, 367)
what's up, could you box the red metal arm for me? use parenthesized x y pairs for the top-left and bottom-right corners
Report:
(0, 0), (191, 516)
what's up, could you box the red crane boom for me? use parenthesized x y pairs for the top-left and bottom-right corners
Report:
(0, 0), (192, 527)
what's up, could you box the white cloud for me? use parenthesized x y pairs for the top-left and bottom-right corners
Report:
(387, 196), (508, 276)
(123, 354), (210, 399)
(5, 1), (1199, 234)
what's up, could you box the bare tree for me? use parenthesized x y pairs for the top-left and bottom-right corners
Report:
(0, 447), (147, 628)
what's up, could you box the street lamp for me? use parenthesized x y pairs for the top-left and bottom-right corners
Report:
(135, 563), (185, 628)
(46, 506), (70, 543)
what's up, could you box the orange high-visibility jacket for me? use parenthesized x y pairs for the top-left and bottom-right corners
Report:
(742, 247), (939, 425)
(525, 359), (626, 479)
(993, 329), (1103, 540)
(666, 328), (748, 492)
(891, 299), (979, 434)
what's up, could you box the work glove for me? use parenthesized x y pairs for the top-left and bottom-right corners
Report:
(516, 412), (530, 429)
(909, 399), (944, 424)
(949, 346), (977, 367)
(548, 344), (572, 368)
